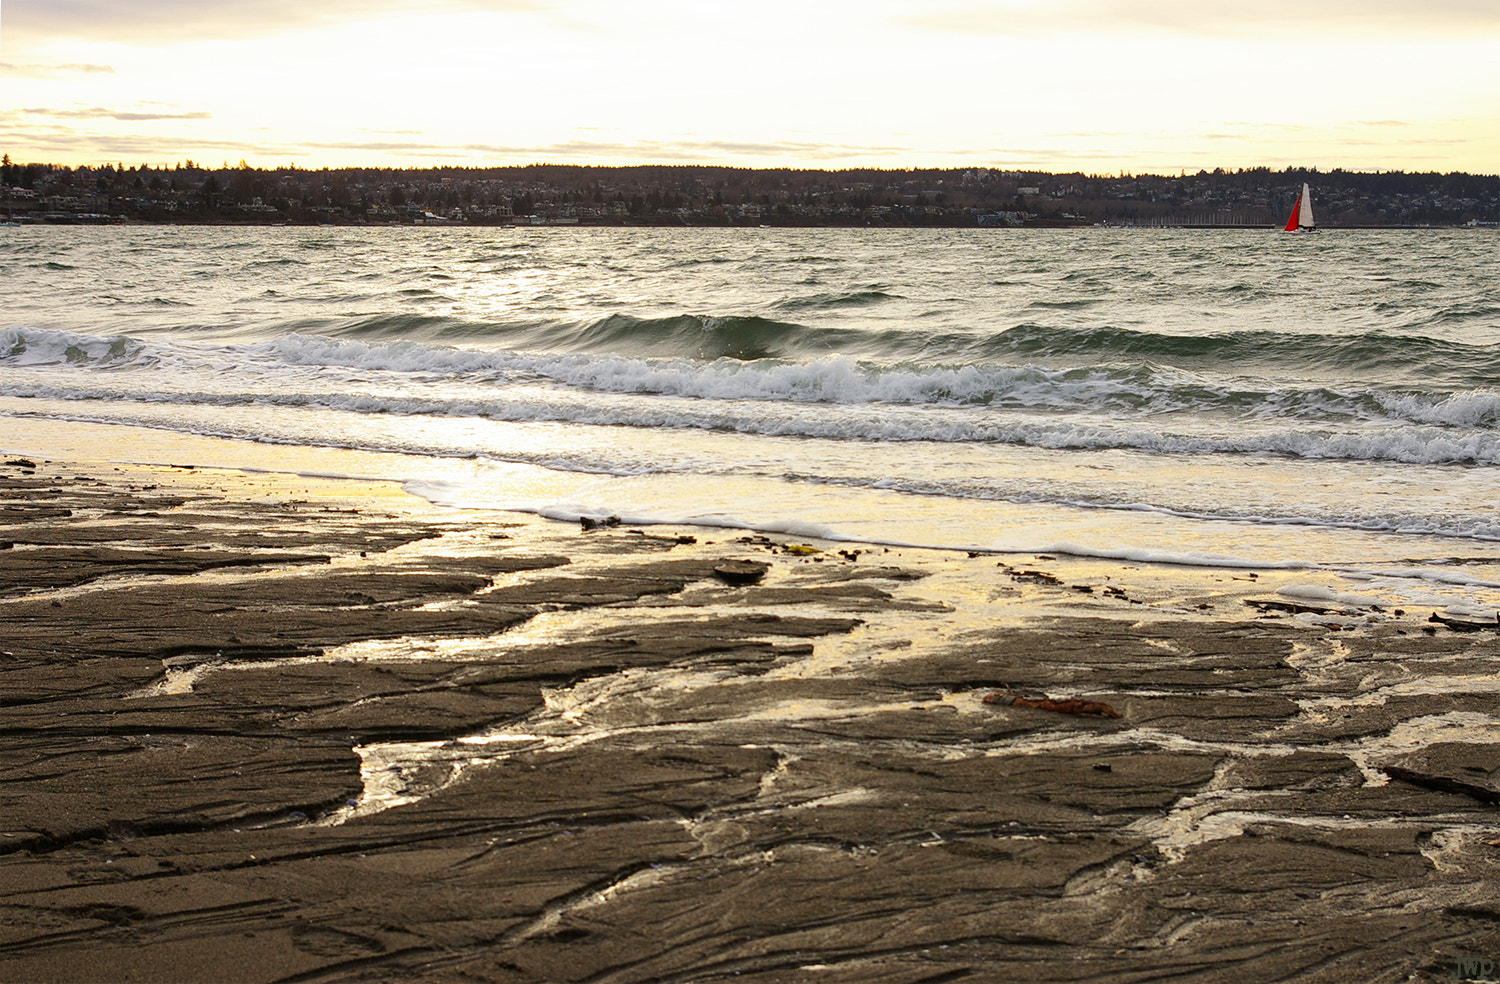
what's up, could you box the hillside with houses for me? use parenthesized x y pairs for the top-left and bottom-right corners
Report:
(3, 158), (1496, 228)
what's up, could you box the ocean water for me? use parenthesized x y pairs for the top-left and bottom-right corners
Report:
(4, 224), (1500, 612)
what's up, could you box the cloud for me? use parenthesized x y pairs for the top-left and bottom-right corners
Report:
(0, 62), (115, 77)
(0, 126), (280, 162)
(295, 137), (920, 163)
(3, 0), (552, 45)
(903, 0), (1500, 39)
(1104, 0), (1500, 35)
(20, 106), (212, 122)
(0, 119), (926, 166)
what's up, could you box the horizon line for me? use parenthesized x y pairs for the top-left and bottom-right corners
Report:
(7, 158), (1499, 180)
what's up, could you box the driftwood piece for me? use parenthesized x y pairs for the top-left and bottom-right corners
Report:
(1427, 612), (1500, 633)
(1245, 599), (1335, 617)
(628, 530), (698, 546)
(983, 691), (1122, 719)
(1008, 569), (1062, 586)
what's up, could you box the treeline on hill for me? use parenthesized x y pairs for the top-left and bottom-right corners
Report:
(3, 156), (1497, 227)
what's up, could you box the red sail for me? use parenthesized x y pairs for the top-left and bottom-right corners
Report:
(1283, 194), (1301, 232)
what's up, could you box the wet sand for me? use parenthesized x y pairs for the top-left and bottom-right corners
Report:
(2, 455), (1498, 983)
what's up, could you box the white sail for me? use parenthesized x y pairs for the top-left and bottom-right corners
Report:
(1298, 182), (1315, 228)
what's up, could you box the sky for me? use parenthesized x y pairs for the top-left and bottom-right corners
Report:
(2, 0), (1498, 174)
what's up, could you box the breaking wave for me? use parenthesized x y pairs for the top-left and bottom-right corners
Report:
(4, 327), (1498, 443)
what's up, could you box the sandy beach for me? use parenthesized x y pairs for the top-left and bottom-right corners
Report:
(2, 446), (1498, 984)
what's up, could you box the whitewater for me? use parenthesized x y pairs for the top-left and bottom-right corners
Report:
(4, 224), (1500, 610)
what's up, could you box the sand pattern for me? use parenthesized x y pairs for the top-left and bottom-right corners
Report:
(2, 459), (1498, 983)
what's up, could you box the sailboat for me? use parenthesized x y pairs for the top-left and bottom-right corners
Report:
(1282, 183), (1316, 232)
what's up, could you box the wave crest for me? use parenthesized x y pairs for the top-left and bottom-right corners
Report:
(0, 326), (154, 368)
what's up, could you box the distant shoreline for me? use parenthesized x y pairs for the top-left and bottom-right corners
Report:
(6, 161), (1496, 229)
(4, 216), (1492, 230)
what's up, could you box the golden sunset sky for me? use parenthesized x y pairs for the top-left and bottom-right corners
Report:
(2, 0), (1497, 173)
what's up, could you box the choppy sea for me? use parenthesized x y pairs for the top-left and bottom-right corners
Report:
(4, 225), (1500, 613)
